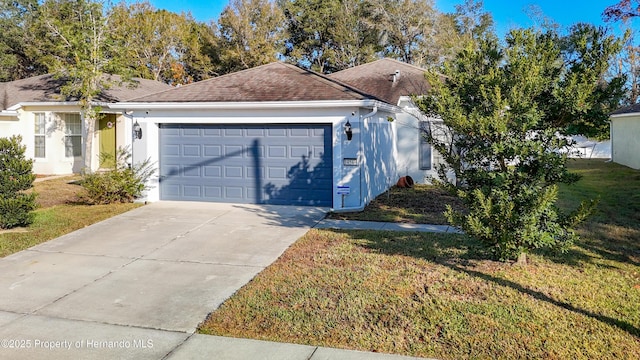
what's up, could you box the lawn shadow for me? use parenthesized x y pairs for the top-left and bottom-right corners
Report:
(349, 229), (640, 339)
(539, 222), (640, 268)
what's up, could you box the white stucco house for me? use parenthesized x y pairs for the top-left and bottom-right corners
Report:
(0, 74), (171, 174)
(112, 60), (440, 211)
(610, 103), (640, 169)
(328, 59), (444, 183)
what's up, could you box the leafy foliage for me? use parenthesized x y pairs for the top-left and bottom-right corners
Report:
(280, 0), (381, 73)
(79, 147), (155, 204)
(215, 0), (285, 74)
(0, 136), (37, 229)
(603, 0), (640, 22)
(0, 0), (45, 81)
(109, 1), (215, 84)
(416, 27), (622, 261)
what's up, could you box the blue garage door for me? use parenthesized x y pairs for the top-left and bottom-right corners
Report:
(159, 124), (333, 206)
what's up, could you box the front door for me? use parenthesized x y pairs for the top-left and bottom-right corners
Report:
(99, 115), (117, 169)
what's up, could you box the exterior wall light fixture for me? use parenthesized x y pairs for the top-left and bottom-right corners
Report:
(344, 120), (353, 141)
(133, 120), (142, 140)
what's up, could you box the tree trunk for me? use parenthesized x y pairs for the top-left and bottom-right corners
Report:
(516, 252), (528, 266)
(82, 104), (96, 172)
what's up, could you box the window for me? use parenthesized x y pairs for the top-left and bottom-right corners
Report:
(62, 113), (82, 157)
(419, 121), (432, 170)
(34, 113), (46, 158)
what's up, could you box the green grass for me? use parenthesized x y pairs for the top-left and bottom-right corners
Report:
(1, 176), (140, 257)
(0, 203), (140, 257)
(199, 159), (640, 359)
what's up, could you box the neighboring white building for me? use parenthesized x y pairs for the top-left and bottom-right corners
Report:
(562, 135), (611, 159)
(0, 74), (171, 174)
(610, 103), (640, 169)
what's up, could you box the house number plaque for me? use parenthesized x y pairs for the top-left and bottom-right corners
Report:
(343, 158), (358, 166)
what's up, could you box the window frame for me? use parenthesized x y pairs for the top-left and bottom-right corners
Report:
(34, 113), (46, 158)
(419, 121), (432, 170)
(62, 113), (83, 158)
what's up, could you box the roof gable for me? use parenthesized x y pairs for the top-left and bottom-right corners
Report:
(130, 62), (378, 103)
(0, 74), (172, 110)
(611, 102), (640, 116)
(328, 58), (431, 105)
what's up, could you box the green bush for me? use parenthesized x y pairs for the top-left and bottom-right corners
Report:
(0, 136), (37, 229)
(79, 147), (155, 205)
(0, 194), (38, 229)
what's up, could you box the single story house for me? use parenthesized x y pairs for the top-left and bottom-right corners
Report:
(112, 60), (440, 210)
(328, 58), (444, 183)
(610, 103), (640, 169)
(0, 74), (171, 174)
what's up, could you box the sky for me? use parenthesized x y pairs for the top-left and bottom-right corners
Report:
(149, 0), (630, 36)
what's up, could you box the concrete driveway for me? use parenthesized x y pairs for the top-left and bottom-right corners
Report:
(0, 202), (327, 359)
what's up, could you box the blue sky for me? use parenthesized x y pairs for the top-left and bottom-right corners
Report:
(149, 0), (626, 35)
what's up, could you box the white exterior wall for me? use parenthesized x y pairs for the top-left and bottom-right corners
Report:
(0, 105), (126, 175)
(126, 105), (398, 210)
(611, 113), (640, 169)
(359, 110), (397, 206)
(394, 97), (441, 184)
(0, 115), (22, 141)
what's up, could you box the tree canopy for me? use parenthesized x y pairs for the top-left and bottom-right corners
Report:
(416, 26), (623, 262)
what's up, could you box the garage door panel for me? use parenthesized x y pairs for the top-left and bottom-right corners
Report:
(182, 128), (201, 136)
(183, 186), (202, 197)
(160, 124), (332, 206)
(204, 186), (222, 198)
(183, 166), (201, 177)
(246, 128), (265, 136)
(225, 128), (243, 137)
(224, 145), (244, 157)
(203, 145), (221, 157)
(290, 145), (312, 158)
(204, 166), (222, 178)
(203, 128), (222, 136)
(267, 167), (287, 180)
(225, 166), (243, 178)
(246, 167), (264, 179)
(290, 128), (311, 137)
(183, 145), (201, 157)
(266, 146), (286, 158)
(225, 187), (243, 199)
(268, 128), (287, 137)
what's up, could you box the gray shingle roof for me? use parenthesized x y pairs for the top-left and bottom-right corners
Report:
(611, 102), (640, 115)
(0, 74), (172, 110)
(328, 58), (431, 105)
(129, 62), (378, 103)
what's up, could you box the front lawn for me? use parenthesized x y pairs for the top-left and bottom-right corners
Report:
(327, 183), (464, 225)
(0, 176), (140, 257)
(199, 159), (640, 359)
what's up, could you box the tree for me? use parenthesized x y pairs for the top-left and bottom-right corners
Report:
(215, 0), (285, 74)
(604, 2), (640, 105)
(550, 24), (627, 139)
(0, 0), (46, 81)
(0, 136), (37, 229)
(109, 1), (215, 84)
(452, 0), (495, 43)
(280, 0), (380, 73)
(370, 0), (439, 67)
(416, 27), (622, 262)
(613, 29), (640, 104)
(604, 0), (640, 21)
(33, 0), (130, 172)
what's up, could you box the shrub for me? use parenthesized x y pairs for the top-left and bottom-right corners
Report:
(79, 147), (155, 204)
(0, 136), (37, 229)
